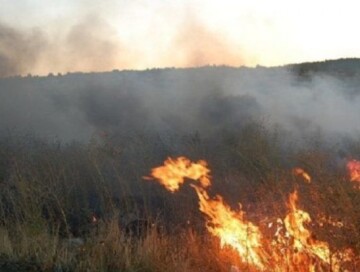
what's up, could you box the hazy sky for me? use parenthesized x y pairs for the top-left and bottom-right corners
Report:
(0, 0), (359, 75)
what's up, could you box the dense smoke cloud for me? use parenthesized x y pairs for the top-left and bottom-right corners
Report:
(0, 64), (360, 144)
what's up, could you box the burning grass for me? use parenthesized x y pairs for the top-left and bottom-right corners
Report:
(146, 156), (359, 271)
(0, 127), (359, 271)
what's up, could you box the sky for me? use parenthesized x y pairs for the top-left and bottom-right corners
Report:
(0, 0), (359, 76)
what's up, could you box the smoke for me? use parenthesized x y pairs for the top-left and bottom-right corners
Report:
(0, 22), (46, 77)
(54, 15), (133, 74)
(0, 15), (133, 78)
(0, 64), (359, 144)
(0, 5), (248, 78)
(0, 0), (359, 143)
(166, 17), (246, 67)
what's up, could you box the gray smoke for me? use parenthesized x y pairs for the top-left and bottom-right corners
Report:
(0, 64), (359, 144)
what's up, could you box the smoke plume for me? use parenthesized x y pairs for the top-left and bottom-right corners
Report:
(0, 62), (359, 144)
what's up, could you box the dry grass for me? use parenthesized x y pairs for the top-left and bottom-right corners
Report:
(0, 219), (238, 271)
(0, 127), (359, 271)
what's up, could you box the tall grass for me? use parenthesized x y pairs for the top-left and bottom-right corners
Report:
(0, 124), (359, 271)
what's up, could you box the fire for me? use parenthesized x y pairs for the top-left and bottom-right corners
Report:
(283, 190), (330, 268)
(147, 157), (211, 192)
(193, 185), (266, 269)
(293, 167), (311, 183)
(146, 156), (356, 271)
(346, 159), (360, 183)
(147, 156), (266, 269)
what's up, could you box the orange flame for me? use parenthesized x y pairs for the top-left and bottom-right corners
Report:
(148, 156), (211, 192)
(293, 167), (311, 183)
(146, 156), (356, 271)
(193, 185), (266, 269)
(346, 159), (360, 183)
(283, 192), (355, 271)
(147, 156), (266, 269)
(284, 190), (330, 268)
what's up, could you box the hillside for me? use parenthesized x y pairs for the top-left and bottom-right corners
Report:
(1, 58), (360, 143)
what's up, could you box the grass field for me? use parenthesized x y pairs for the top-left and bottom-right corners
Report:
(0, 123), (359, 271)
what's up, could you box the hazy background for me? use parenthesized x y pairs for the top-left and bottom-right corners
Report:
(1, 0), (359, 77)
